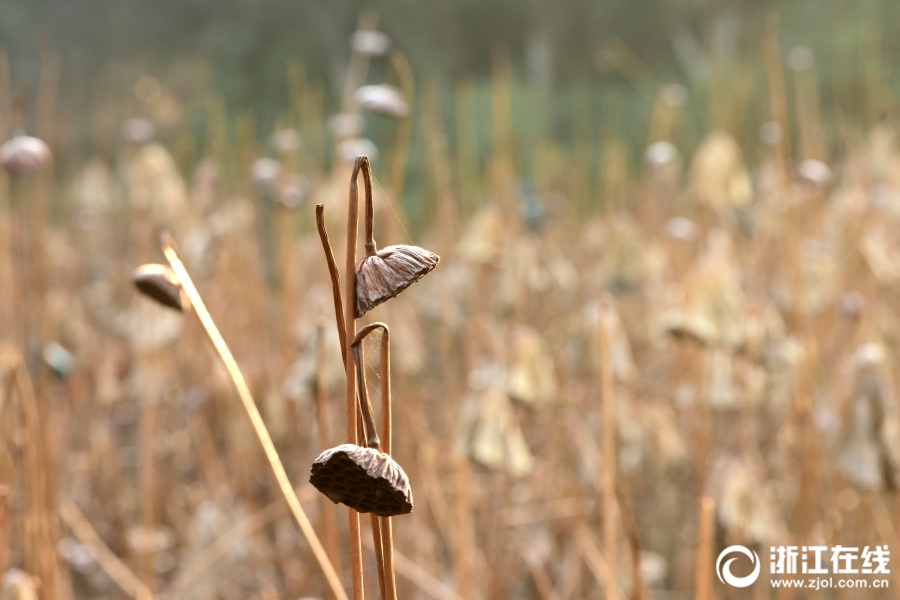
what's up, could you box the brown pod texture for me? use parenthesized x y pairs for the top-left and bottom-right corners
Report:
(355, 245), (439, 318)
(310, 443), (413, 517)
(132, 264), (186, 312)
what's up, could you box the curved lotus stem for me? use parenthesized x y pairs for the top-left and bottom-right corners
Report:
(317, 197), (386, 600)
(160, 233), (348, 600)
(344, 159), (366, 599)
(351, 322), (397, 600)
(359, 157), (377, 257)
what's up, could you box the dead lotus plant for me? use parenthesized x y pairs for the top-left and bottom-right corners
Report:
(313, 155), (438, 600)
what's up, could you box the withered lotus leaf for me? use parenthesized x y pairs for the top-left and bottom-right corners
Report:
(355, 245), (439, 318)
(132, 264), (186, 312)
(310, 443), (413, 517)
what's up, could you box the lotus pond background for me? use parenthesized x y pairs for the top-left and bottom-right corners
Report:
(3, 0), (900, 598)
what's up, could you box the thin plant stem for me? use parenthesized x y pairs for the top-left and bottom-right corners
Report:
(60, 501), (155, 600)
(318, 199), (387, 600)
(163, 487), (318, 600)
(351, 323), (397, 600)
(160, 233), (348, 600)
(598, 294), (618, 600)
(315, 204), (348, 358)
(345, 157), (365, 600)
(315, 317), (342, 599)
(356, 343), (387, 600)
(695, 496), (715, 600)
(0, 484), (8, 576)
(361, 159), (376, 257)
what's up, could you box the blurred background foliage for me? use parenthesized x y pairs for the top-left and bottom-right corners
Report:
(2, 0), (900, 226)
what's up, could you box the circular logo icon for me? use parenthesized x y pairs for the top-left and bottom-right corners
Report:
(716, 545), (761, 588)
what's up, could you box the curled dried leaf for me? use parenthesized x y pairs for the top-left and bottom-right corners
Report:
(310, 444), (413, 517)
(355, 245), (440, 317)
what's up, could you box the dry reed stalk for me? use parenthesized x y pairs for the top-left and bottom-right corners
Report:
(598, 294), (619, 600)
(0, 484), (8, 576)
(522, 548), (560, 600)
(384, 49), (415, 245)
(0, 51), (9, 138)
(59, 501), (155, 600)
(489, 50), (516, 210)
(8, 177), (33, 352)
(344, 159), (365, 600)
(762, 15), (791, 192)
(358, 341), (387, 600)
(790, 53), (824, 161)
(862, 492), (900, 592)
(863, 24), (883, 128)
(315, 318), (343, 598)
(574, 524), (625, 597)
(763, 16), (809, 331)
(788, 340), (822, 538)
(160, 234), (348, 600)
(139, 393), (160, 590)
(556, 540), (582, 600)
(360, 535), (464, 600)
(352, 323), (397, 600)
(423, 80), (458, 250)
(645, 86), (679, 147)
(35, 41), (60, 145)
(1, 345), (63, 600)
(695, 496), (715, 600)
(287, 59), (308, 138)
(303, 83), (326, 171)
(340, 12), (380, 115)
(618, 488), (646, 600)
(163, 487), (316, 600)
(405, 401), (454, 551)
(454, 78), (481, 220)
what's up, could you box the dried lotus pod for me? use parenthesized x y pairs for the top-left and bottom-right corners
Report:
(310, 443), (413, 517)
(132, 264), (187, 311)
(352, 156), (440, 317)
(0, 135), (51, 176)
(355, 245), (440, 317)
(355, 84), (410, 118)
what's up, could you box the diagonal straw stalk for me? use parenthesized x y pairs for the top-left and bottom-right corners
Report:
(160, 233), (348, 600)
(598, 293), (619, 600)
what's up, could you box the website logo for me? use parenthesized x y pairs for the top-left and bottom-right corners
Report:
(717, 545), (761, 588)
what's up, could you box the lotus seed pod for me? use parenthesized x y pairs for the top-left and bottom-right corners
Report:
(0, 135), (51, 176)
(132, 264), (186, 311)
(121, 118), (155, 144)
(271, 128), (302, 153)
(797, 159), (831, 187)
(355, 245), (440, 318)
(251, 158), (281, 188)
(310, 443), (413, 517)
(350, 30), (391, 56)
(355, 85), (409, 118)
